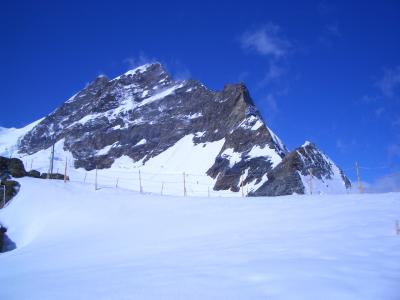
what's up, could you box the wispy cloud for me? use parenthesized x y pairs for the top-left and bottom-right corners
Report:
(239, 23), (292, 119)
(360, 94), (379, 103)
(258, 93), (280, 122)
(317, 0), (335, 15)
(375, 65), (400, 98)
(123, 52), (157, 70)
(336, 138), (357, 154)
(237, 71), (249, 82)
(326, 22), (341, 37)
(388, 143), (400, 162)
(123, 54), (191, 81)
(365, 172), (400, 193)
(375, 107), (385, 117)
(264, 62), (286, 83)
(318, 21), (342, 47)
(166, 59), (192, 80)
(240, 24), (290, 59)
(393, 117), (400, 126)
(336, 139), (348, 153)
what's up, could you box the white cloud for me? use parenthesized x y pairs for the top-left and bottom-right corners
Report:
(123, 55), (191, 81)
(261, 93), (279, 119)
(326, 22), (341, 37)
(317, 0), (334, 15)
(264, 62), (286, 83)
(336, 139), (347, 153)
(166, 60), (191, 80)
(123, 52), (156, 70)
(360, 94), (378, 103)
(374, 107), (385, 117)
(393, 117), (400, 126)
(336, 138), (357, 154)
(375, 65), (400, 98)
(365, 173), (400, 193)
(318, 22), (342, 48)
(388, 143), (400, 160)
(240, 24), (290, 59)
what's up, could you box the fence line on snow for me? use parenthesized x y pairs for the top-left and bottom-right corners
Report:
(8, 155), (400, 197)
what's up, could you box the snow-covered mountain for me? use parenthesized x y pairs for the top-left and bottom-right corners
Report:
(0, 62), (350, 196)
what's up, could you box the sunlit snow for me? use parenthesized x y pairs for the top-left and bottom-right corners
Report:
(0, 178), (399, 300)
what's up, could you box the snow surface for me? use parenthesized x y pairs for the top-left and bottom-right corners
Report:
(10, 134), (234, 197)
(96, 142), (118, 156)
(0, 178), (399, 300)
(221, 148), (242, 167)
(0, 118), (43, 157)
(112, 63), (153, 81)
(134, 138), (147, 146)
(251, 119), (263, 130)
(267, 126), (287, 153)
(137, 83), (184, 108)
(247, 145), (282, 168)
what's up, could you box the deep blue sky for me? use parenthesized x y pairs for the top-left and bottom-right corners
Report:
(1, 0), (399, 185)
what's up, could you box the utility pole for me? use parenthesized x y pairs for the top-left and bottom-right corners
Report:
(50, 142), (55, 176)
(139, 170), (143, 193)
(116, 177), (119, 188)
(240, 172), (244, 197)
(1, 185), (5, 208)
(95, 166), (98, 190)
(64, 158), (68, 183)
(83, 172), (87, 183)
(355, 161), (363, 194)
(183, 172), (187, 197)
(47, 142), (55, 179)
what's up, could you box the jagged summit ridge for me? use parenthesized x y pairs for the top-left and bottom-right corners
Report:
(2, 62), (350, 196)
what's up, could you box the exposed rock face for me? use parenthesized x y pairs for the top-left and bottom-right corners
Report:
(0, 156), (24, 206)
(250, 143), (351, 196)
(27, 170), (41, 178)
(0, 225), (16, 253)
(11, 63), (350, 195)
(0, 157), (26, 178)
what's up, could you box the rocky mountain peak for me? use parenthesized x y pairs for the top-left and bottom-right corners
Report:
(250, 141), (351, 196)
(6, 62), (351, 196)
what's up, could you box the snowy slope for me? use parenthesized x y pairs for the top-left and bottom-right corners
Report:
(0, 118), (43, 157)
(0, 178), (399, 299)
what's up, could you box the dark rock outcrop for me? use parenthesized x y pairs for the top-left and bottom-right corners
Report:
(0, 156), (26, 178)
(0, 179), (20, 207)
(0, 225), (16, 253)
(0, 156), (24, 206)
(27, 170), (41, 178)
(40, 173), (68, 180)
(250, 142), (351, 196)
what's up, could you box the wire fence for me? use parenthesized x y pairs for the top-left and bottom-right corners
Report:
(10, 155), (400, 197)
(67, 169), (248, 197)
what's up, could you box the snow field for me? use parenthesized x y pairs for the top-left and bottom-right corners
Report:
(0, 178), (399, 299)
